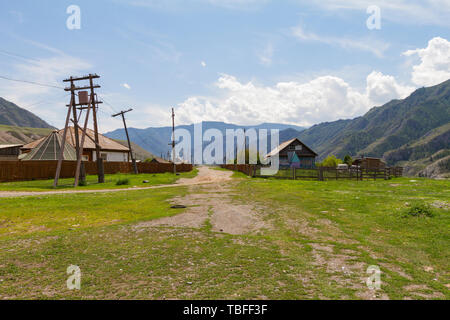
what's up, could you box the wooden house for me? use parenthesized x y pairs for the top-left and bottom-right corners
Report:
(0, 144), (23, 161)
(150, 157), (172, 164)
(266, 138), (318, 169)
(352, 156), (386, 170)
(21, 127), (130, 162)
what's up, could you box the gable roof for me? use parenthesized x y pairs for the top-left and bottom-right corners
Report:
(0, 144), (23, 149)
(266, 138), (318, 158)
(22, 127), (129, 153)
(151, 156), (172, 164)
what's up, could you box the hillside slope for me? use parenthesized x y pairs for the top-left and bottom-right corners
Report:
(298, 79), (450, 175)
(113, 139), (154, 161)
(0, 97), (54, 129)
(0, 124), (53, 145)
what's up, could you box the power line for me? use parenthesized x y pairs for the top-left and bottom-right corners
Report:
(98, 94), (150, 150)
(0, 49), (41, 63)
(0, 75), (64, 89)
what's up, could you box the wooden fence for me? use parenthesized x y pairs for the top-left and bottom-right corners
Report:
(220, 164), (255, 176)
(221, 164), (403, 181)
(0, 161), (193, 182)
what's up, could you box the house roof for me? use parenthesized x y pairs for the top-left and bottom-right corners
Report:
(22, 127), (129, 153)
(0, 144), (23, 149)
(21, 131), (77, 161)
(266, 138), (318, 158)
(151, 156), (171, 164)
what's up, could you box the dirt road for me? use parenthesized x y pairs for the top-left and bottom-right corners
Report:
(135, 167), (269, 235)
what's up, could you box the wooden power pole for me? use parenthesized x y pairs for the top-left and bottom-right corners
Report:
(171, 108), (176, 175)
(112, 108), (138, 174)
(54, 74), (104, 187)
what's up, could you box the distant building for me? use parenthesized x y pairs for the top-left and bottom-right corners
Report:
(150, 157), (172, 164)
(21, 127), (130, 162)
(352, 156), (386, 169)
(266, 138), (317, 169)
(0, 144), (23, 161)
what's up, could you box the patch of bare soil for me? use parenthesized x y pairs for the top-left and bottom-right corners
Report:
(309, 242), (390, 300)
(134, 167), (270, 235)
(403, 284), (445, 299)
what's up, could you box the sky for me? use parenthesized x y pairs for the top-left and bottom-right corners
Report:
(0, 0), (450, 132)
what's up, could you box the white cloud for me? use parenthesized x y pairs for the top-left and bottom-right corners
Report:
(201, 61), (207, 67)
(403, 37), (450, 87)
(366, 71), (414, 105)
(175, 72), (413, 127)
(122, 83), (131, 89)
(0, 42), (92, 128)
(292, 25), (389, 58)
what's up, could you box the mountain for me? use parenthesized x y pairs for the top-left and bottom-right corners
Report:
(0, 124), (53, 145)
(298, 79), (450, 176)
(0, 97), (54, 129)
(105, 121), (305, 157)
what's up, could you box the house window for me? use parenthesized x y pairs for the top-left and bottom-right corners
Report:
(295, 145), (302, 151)
(100, 153), (108, 161)
(288, 145), (296, 151)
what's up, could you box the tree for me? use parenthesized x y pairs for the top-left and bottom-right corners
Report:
(319, 155), (343, 168)
(343, 155), (353, 166)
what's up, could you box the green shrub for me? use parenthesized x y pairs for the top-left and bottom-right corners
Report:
(116, 178), (130, 186)
(402, 202), (434, 218)
(318, 155), (343, 167)
(78, 180), (87, 187)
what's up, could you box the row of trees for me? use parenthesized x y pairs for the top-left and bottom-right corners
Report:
(317, 154), (353, 167)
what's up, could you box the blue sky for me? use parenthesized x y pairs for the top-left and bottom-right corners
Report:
(1, 0), (449, 132)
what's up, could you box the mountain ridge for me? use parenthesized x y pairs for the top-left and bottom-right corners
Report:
(0, 97), (54, 129)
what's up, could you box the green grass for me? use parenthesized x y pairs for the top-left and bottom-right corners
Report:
(0, 187), (189, 239)
(0, 169), (198, 192)
(231, 177), (450, 299)
(0, 172), (448, 300)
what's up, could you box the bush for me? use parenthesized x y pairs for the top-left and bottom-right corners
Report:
(343, 155), (353, 166)
(116, 178), (130, 186)
(318, 155), (343, 167)
(402, 202), (434, 218)
(78, 180), (87, 187)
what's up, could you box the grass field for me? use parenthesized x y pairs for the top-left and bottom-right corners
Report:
(0, 169), (198, 192)
(0, 169), (448, 300)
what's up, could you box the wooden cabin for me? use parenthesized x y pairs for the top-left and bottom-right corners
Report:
(22, 127), (130, 162)
(266, 138), (318, 169)
(0, 144), (23, 161)
(352, 156), (386, 170)
(150, 157), (172, 164)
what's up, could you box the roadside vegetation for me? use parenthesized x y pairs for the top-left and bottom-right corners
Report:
(0, 169), (198, 192)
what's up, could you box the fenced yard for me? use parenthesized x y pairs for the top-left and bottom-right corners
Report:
(221, 164), (403, 181)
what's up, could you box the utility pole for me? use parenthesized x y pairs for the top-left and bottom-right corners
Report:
(54, 74), (104, 187)
(112, 108), (138, 174)
(171, 108), (176, 175)
(88, 75), (104, 183)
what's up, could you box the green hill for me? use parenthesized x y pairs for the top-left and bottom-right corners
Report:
(298, 79), (450, 176)
(0, 124), (53, 145)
